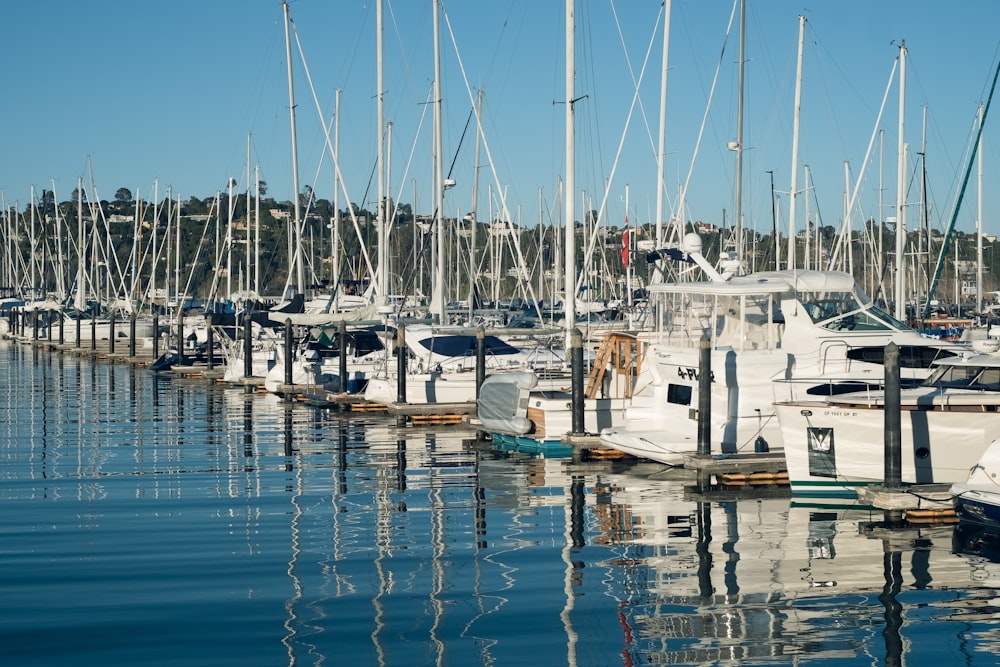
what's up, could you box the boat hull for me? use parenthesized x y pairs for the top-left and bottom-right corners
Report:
(776, 398), (997, 497)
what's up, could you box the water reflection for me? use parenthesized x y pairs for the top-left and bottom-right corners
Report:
(5, 342), (1000, 665)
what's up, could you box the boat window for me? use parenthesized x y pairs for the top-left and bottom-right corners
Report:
(800, 292), (857, 324)
(667, 383), (692, 406)
(924, 365), (980, 388)
(821, 309), (893, 332)
(971, 368), (1000, 390)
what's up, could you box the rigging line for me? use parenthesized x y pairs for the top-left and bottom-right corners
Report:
(828, 57), (898, 271)
(576, 2), (663, 297)
(679, 0), (739, 223)
(442, 4), (543, 321)
(924, 55), (1000, 319)
(291, 21), (377, 294)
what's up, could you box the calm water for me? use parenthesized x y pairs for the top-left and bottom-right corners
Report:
(2, 341), (1000, 666)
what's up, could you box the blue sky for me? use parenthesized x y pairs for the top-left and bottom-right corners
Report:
(3, 0), (1000, 245)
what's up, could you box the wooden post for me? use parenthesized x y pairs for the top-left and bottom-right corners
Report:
(475, 325), (486, 400)
(152, 313), (160, 359)
(45, 311), (52, 343)
(176, 311), (185, 364)
(90, 311), (96, 351)
(206, 314), (214, 370)
(396, 324), (407, 404)
(108, 311), (116, 355)
(57, 311), (64, 345)
(570, 327), (585, 436)
(284, 318), (293, 387)
(243, 312), (253, 379)
(697, 334), (712, 456)
(129, 311), (137, 357)
(339, 321), (348, 393)
(395, 323), (407, 427)
(884, 341), (902, 489)
(31, 309), (38, 341)
(75, 313), (81, 349)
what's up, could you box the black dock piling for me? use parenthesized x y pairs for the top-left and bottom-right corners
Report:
(206, 314), (214, 371)
(284, 318), (293, 387)
(176, 312), (185, 365)
(696, 334), (712, 491)
(129, 312), (136, 357)
(108, 311), (116, 355)
(152, 313), (160, 359)
(883, 341), (904, 524)
(339, 321), (348, 393)
(475, 326), (486, 401)
(90, 311), (96, 351)
(243, 312), (253, 380)
(570, 328), (585, 436)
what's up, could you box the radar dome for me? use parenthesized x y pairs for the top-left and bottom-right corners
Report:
(682, 233), (703, 254)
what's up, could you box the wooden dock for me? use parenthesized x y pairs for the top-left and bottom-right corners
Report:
(856, 484), (957, 524)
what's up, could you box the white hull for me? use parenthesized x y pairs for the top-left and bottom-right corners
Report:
(62, 316), (157, 341)
(776, 392), (1000, 496)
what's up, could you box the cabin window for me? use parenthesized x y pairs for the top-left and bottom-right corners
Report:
(667, 383), (692, 406)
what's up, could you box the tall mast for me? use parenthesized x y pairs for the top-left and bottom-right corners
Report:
(75, 177), (85, 310)
(733, 0), (746, 260)
(333, 89), (342, 291)
(977, 103), (984, 315)
(893, 41), (907, 321)
(283, 1), (304, 297)
(654, 0), (671, 247)
(29, 185), (36, 298)
(254, 167), (260, 296)
(431, 0), (447, 323)
(564, 0), (576, 347)
(376, 0), (387, 303)
(245, 134), (252, 297)
(468, 89), (483, 322)
(787, 15), (806, 271)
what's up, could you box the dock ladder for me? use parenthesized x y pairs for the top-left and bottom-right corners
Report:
(585, 333), (642, 399)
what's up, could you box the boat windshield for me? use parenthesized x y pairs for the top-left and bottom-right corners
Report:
(924, 365), (1000, 390)
(799, 290), (905, 332)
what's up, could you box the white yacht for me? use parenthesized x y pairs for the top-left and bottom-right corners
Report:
(596, 255), (959, 466)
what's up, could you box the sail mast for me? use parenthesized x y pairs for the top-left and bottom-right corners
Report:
(787, 15), (805, 271)
(894, 41), (906, 322)
(564, 0), (576, 347)
(283, 1), (304, 298)
(654, 0), (671, 247)
(733, 0), (745, 260)
(376, 0), (386, 304)
(431, 0), (447, 323)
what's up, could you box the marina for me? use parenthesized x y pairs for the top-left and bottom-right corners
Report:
(5, 2), (1000, 663)
(3, 335), (1000, 666)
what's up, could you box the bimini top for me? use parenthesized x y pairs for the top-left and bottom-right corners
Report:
(647, 269), (858, 296)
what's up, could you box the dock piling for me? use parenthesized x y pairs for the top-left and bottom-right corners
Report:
(696, 334), (712, 491)
(206, 314), (214, 370)
(284, 318), (293, 387)
(339, 321), (348, 393)
(129, 312), (137, 357)
(475, 326), (486, 400)
(884, 341), (902, 489)
(570, 328), (584, 436)
(152, 313), (160, 359)
(243, 312), (253, 380)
